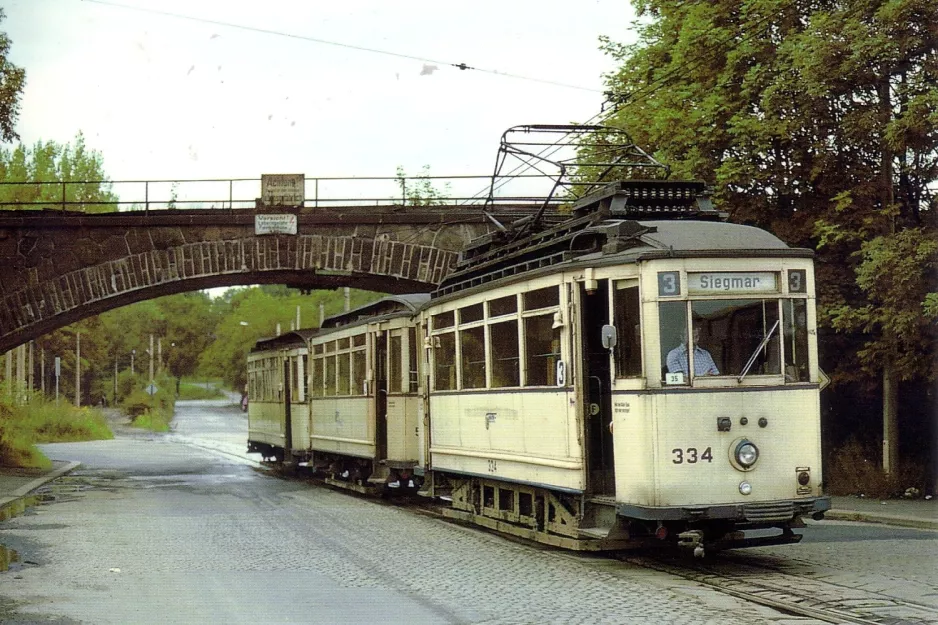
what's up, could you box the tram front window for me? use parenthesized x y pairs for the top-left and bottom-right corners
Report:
(660, 299), (788, 381)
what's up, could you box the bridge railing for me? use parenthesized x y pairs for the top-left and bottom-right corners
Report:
(0, 174), (558, 213)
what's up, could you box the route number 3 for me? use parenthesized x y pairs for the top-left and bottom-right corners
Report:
(658, 271), (681, 297)
(672, 447), (713, 464)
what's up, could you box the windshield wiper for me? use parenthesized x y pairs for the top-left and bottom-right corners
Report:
(738, 319), (780, 383)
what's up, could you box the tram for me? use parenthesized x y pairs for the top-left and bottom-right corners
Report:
(246, 125), (830, 554)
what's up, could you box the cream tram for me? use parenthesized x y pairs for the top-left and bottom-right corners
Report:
(304, 295), (428, 491)
(247, 331), (312, 462)
(247, 125), (830, 554)
(421, 180), (830, 553)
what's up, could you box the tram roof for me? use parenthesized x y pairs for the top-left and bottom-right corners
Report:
(250, 330), (312, 353)
(320, 293), (430, 329)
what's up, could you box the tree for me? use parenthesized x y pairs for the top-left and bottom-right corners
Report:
(0, 133), (117, 211)
(0, 9), (25, 143)
(198, 287), (380, 390)
(590, 0), (937, 475)
(395, 165), (452, 206)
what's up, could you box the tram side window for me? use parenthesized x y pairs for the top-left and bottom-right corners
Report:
(690, 299), (781, 376)
(525, 315), (560, 386)
(337, 352), (351, 395)
(352, 349), (366, 395)
(490, 320), (520, 387)
(460, 326), (486, 389)
(311, 356), (324, 397)
(614, 284), (642, 377)
(390, 334), (402, 393)
(783, 298), (809, 382)
(408, 328), (419, 393)
(434, 332), (457, 390)
(325, 355), (337, 396)
(660, 301), (689, 381)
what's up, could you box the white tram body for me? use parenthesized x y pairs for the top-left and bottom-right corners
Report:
(247, 179), (830, 553)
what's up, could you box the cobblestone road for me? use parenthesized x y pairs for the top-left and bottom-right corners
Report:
(0, 401), (831, 624)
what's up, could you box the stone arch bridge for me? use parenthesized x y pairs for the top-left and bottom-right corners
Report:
(0, 206), (513, 352)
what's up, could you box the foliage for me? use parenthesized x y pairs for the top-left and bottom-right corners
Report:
(591, 0), (936, 387)
(198, 287), (381, 390)
(0, 9), (25, 143)
(119, 372), (176, 432)
(177, 382), (224, 400)
(0, 133), (117, 211)
(0, 387), (113, 469)
(395, 165), (452, 206)
(826, 436), (929, 498)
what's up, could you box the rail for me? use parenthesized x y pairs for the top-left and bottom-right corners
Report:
(0, 173), (564, 213)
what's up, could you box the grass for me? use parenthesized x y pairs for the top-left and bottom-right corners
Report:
(177, 382), (224, 400)
(0, 392), (114, 469)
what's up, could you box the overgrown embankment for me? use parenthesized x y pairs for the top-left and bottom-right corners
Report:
(0, 390), (113, 469)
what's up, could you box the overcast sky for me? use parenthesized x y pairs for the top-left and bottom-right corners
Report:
(4, 0), (635, 205)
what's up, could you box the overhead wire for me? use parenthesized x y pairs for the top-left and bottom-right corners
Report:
(462, 7), (785, 204)
(81, 0), (603, 94)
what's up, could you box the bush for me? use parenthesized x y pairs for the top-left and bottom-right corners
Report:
(118, 373), (176, 432)
(826, 437), (928, 498)
(0, 390), (112, 469)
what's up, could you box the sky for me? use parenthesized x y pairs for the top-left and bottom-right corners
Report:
(3, 0), (636, 206)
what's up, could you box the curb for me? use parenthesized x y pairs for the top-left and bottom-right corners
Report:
(0, 461), (82, 521)
(824, 509), (938, 531)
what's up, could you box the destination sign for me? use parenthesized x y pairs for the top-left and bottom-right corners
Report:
(688, 272), (778, 294)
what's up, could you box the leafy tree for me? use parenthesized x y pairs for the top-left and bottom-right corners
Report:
(198, 287), (380, 390)
(0, 133), (117, 211)
(589, 0), (936, 474)
(0, 9), (25, 143)
(395, 165), (452, 206)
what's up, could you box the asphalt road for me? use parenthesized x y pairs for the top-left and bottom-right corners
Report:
(0, 398), (935, 624)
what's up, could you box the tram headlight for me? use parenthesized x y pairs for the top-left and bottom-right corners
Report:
(734, 440), (759, 468)
(738, 481), (752, 495)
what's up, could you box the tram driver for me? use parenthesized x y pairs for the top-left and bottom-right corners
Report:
(666, 322), (720, 377)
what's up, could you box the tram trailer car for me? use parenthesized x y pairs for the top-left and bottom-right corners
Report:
(305, 295), (429, 492)
(247, 331), (313, 462)
(422, 180), (830, 554)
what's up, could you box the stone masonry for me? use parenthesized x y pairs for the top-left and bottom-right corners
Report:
(0, 206), (497, 352)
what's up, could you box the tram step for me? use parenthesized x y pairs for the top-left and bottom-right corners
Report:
(579, 527), (613, 540)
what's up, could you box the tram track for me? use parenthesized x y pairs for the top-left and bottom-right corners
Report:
(169, 437), (937, 625)
(619, 552), (938, 625)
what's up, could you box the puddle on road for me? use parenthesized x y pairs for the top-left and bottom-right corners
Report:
(0, 544), (19, 572)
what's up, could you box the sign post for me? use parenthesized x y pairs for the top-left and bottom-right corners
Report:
(54, 356), (60, 403)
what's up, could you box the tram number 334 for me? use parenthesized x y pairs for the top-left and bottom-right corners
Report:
(672, 447), (713, 464)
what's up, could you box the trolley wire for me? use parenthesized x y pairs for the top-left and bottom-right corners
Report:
(461, 8), (785, 205)
(80, 0), (602, 94)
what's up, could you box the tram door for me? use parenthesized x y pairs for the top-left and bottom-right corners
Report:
(581, 280), (615, 496)
(374, 332), (388, 461)
(282, 356), (293, 457)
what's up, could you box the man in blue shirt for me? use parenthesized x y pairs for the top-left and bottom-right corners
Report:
(667, 324), (720, 377)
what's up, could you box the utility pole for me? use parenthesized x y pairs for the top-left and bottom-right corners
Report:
(5, 351), (11, 397)
(158, 337), (163, 373)
(149, 333), (155, 385)
(16, 344), (25, 404)
(28, 341), (34, 399)
(319, 302), (325, 327)
(74, 331), (81, 407)
(344, 287), (351, 312)
(114, 355), (118, 404)
(40, 347), (46, 395)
